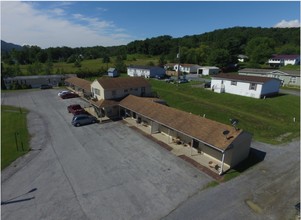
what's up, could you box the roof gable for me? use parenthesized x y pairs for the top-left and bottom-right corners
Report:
(65, 77), (91, 91)
(120, 95), (242, 151)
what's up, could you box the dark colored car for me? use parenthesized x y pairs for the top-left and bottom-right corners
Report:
(67, 104), (89, 115)
(60, 92), (79, 99)
(71, 114), (98, 127)
(40, 84), (53, 89)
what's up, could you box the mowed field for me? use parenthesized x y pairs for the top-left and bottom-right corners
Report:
(17, 54), (159, 75)
(149, 79), (300, 144)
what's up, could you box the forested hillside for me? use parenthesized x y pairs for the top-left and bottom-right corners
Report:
(1, 27), (300, 76)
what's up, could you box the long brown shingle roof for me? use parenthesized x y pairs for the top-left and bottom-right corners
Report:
(97, 77), (150, 90)
(120, 95), (243, 151)
(65, 77), (91, 91)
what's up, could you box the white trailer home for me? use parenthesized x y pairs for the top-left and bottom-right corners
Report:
(211, 74), (281, 99)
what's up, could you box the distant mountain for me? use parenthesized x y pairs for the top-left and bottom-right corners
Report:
(1, 40), (23, 53)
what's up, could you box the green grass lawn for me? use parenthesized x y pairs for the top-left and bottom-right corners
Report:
(1, 105), (30, 170)
(150, 79), (300, 144)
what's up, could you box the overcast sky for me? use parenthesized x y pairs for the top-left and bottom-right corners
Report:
(1, 1), (300, 49)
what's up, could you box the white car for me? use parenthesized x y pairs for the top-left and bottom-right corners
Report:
(58, 90), (71, 96)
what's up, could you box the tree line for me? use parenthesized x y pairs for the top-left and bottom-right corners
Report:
(1, 26), (300, 76)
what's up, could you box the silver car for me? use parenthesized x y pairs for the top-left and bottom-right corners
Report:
(71, 114), (98, 127)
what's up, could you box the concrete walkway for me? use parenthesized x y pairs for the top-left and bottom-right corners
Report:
(122, 117), (229, 179)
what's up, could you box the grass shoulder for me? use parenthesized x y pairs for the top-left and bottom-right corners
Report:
(1, 105), (31, 169)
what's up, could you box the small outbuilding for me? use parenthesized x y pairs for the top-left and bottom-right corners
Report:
(107, 68), (119, 77)
(197, 66), (220, 76)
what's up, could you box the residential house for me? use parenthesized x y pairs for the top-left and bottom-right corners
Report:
(238, 68), (300, 87)
(107, 68), (119, 77)
(89, 77), (152, 118)
(211, 74), (281, 99)
(127, 66), (165, 78)
(268, 54), (300, 67)
(91, 77), (151, 100)
(197, 66), (220, 75)
(65, 77), (92, 99)
(119, 95), (252, 175)
(4, 74), (76, 89)
(164, 63), (201, 74)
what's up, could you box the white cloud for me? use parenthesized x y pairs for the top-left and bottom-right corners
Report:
(1, 1), (133, 48)
(274, 19), (300, 28)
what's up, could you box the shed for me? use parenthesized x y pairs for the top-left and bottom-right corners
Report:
(197, 66), (220, 76)
(108, 68), (119, 77)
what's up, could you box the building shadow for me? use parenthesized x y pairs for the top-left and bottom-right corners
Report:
(226, 147), (266, 174)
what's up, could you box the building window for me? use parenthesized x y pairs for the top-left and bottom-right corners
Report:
(93, 88), (100, 95)
(289, 77), (297, 84)
(249, 83), (257, 90)
(231, 81), (237, 86)
(112, 90), (116, 96)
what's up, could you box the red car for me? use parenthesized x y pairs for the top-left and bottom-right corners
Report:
(67, 104), (88, 115)
(61, 92), (79, 99)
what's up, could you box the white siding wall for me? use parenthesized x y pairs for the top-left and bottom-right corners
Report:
(127, 68), (151, 78)
(91, 80), (105, 100)
(211, 79), (263, 98)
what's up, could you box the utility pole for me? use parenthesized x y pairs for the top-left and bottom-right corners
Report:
(177, 47), (181, 81)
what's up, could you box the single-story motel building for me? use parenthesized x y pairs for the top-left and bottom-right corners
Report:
(64, 77), (253, 175)
(119, 95), (252, 175)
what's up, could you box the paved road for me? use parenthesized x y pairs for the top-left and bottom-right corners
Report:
(280, 89), (300, 96)
(1, 90), (211, 220)
(163, 140), (300, 220)
(1, 90), (300, 220)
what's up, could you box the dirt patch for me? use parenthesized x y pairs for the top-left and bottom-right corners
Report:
(275, 132), (293, 142)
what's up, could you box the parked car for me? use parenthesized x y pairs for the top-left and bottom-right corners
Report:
(204, 82), (211, 88)
(71, 114), (98, 127)
(177, 79), (188, 84)
(40, 84), (53, 89)
(68, 104), (89, 115)
(60, 92), (79, 99)
(58, 90), (71, 96)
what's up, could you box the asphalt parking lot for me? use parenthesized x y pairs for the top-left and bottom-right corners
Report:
(2, 89), (300, 220)
(1, 89), (212, 220)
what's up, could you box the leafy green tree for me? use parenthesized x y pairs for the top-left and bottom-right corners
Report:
(115, 55), (126, 73)
(207, 49), (231, 67)
(245, 37), (275, 64)
(44, 59), (53, 75)
(158, 55), (166, 67)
